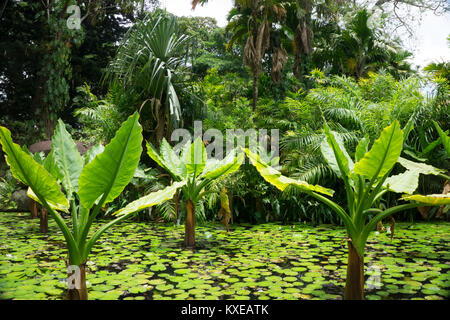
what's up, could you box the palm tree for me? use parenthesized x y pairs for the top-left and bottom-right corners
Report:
(281, 71), (432, 185)
(106, 11), (188, 144)
(280, 0), (351, 84)
(225, 0), (287, 111)
(314, 9), (414, 79)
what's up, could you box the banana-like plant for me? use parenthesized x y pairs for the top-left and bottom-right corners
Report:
(0, 112), (185, 300)
(142, 137), (244, 247)
(244, 120), (450, 300)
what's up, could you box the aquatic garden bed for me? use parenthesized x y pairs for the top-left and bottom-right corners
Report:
(0, 212), (449, 300)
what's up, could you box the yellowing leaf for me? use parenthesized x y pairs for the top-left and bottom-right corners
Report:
(113, 181), (186, 217)
(244, 148), (334, 196)
(401, 194), (450, 205)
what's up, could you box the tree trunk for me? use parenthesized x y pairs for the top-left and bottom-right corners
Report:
(66, 264), (88, 300)
(41, 105), (55, 139)
(184, 200), (195, 248)
(252, 72), (258, 112)
(229, 190), (234, 225)
(344, 241), (364, 300)
(155, 102), (166, 146)
(30, 200), (38, 219)
(174, 191), (180, 221)
(293, 0), (313, 83)
(39, 207), (48, 233)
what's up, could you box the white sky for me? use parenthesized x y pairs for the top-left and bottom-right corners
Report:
(159, 0), (450, 69)
(410, 10), (450, 68)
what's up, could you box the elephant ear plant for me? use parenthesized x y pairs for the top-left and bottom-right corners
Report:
(142, 137), (244, 248)
(244, 120), (450, 300)
(0, 112), (185, 300)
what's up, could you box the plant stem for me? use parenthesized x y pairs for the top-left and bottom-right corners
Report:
(185, 199), (195, 248)
(344, 241), (364, 300)
(40, 207), (48, 233)
(66, 263), (88, 300)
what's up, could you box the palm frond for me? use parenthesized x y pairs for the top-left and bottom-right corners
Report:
(157, 199), (177, 222)
(105, 11), (188, 128)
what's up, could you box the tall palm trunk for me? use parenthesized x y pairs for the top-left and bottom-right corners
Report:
(42, 105), (56, 139)
(155, 103), (166, 146)
(66, 264), (88, 300)
(344, 242), (364, 300)
(252, 72), (258, 112)
(185, 200), (195, 248)
(293, 0), (313, 83)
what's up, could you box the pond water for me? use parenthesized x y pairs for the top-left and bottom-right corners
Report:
(0, 212), (449, 300)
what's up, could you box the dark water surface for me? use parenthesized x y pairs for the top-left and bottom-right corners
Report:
(0, 212), (448, 300)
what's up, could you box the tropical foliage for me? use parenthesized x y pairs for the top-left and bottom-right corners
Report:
(0, 0), (449, 302)
(245, 120), (449, 299)
(145, 137), (244, 247)
(105, 10), (188, 143)
(0, 113), (185, 299)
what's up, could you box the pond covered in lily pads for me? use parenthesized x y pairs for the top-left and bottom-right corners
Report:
(0, 212), (449, 300)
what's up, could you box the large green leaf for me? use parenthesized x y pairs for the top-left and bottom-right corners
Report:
(244, 148), (334, 196)
(84, 181), (186, 259)
(401, 194), (450, 205)
(433, 120), (450, 157)
(52, 119), (84, 198)
(201, 150), (244, 180)
(160, 138), (185, 178)
(25, 188), (67, 212)
(78, 112), (143, 210)
(43, 150), (62, 181)
(353, 121), (403, 179)
(321, 123), (354, 178)
(382, 157), (445, 194)
(355, 135), (369, 162)
(383, 170), (419, 194)
(113, 181), (186, 217)
(0, 126), (69, 212)
(185, 137), (206, 178)
(146, 141), (176, 177)
(397, 157), (445, 176)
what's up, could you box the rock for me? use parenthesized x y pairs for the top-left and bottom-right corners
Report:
(11, 189), (30, 211)
(28, 140), (90, 155)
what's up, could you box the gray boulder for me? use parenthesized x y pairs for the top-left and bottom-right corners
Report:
(11, 189), (30, 211)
